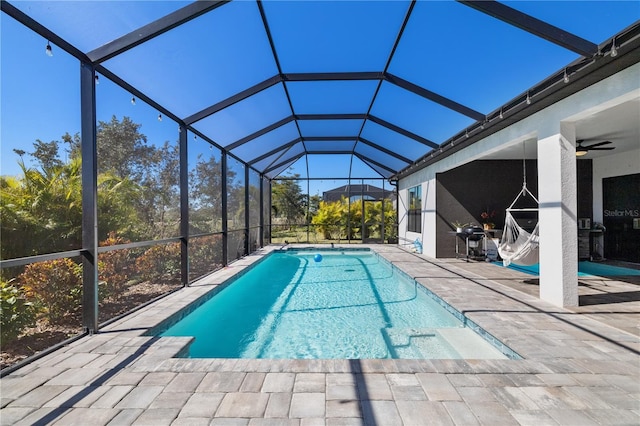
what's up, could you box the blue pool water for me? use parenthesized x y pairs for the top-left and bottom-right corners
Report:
(495, 261), (640, 277)
(159, 250), (512, 359)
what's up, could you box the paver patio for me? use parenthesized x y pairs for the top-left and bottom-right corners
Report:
(1, 245), (638, 425)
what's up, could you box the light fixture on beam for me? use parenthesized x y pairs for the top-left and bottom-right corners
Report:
(610, 37), (618, 57)
(94, 75), (99, 84)
(158, 113), (162, 122)
(499, 108), (504, 119)
(131, 96), (136, 106)
(563, 69), (569, 84)
(526, 92), (531, 105)
(45, 41), (53, 57)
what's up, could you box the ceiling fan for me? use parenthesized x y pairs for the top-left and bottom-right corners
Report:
(575, 139), (615, 156)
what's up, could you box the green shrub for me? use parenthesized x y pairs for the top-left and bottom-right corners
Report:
(98, 232), (133, 298)
(19, 258), (82, 325)
(135, 242), (181, 282)
(189, 235), (223, 278)
(312, 200), (343, 239)
(1, 278), (37, 344)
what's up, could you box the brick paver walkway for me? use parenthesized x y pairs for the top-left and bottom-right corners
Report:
(2, 245), (639, 425)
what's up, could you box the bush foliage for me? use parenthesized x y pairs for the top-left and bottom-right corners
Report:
(135, 242), (181, 282)
(189, 234), (223, 279)
(98, 232), (134, 299)
(19, 258), (82, 325)
(312, 197), (396, 240)
(1, 278), (37, 343)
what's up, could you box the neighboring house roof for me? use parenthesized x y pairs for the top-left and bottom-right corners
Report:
(322, 184), (394, 202)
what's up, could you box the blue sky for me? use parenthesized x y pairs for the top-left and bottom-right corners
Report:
(2, 1), (639, 197)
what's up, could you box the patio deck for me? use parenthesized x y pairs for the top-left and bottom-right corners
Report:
(1, 245), (638, 425)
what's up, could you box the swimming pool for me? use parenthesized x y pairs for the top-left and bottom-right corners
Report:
(157, 249), (515, 359)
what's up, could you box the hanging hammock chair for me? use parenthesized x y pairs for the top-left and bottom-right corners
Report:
(498, 150), (540, 266)
(499, 200), (539, 266)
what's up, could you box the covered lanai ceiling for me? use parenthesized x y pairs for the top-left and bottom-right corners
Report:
(4, 0), (639, 180)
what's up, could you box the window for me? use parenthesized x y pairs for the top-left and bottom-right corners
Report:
(408, 185), (422, 233)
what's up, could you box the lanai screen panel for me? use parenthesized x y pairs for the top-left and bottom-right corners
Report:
(349, 157), (387, 179)
(232, 122), (300, 162)
(298, 120), (363, 138)
(306, 155), (358, 179)
(0, 17), (82, 259)
(188, 136), (223, 234)
(252, 150), (296, 175)
(355, 144), (410, 174)
(102, 1), (278, 119)
(264, 143), (307, 179)
(389, 1), (580, 114)
(504, 1), (640, 42)
(305, 141), (359, 153)
(359, 121), (431, 161)
(286, 81), (378, 115)
(262, 1), (409, 72)
(370, 82), (475, 146)
(194, 83), (291, 148)
(266, 159), (301, 180)
(10, 1), (189, 53)
(227, 157), (246, 232)
(359, 159), (396, 180)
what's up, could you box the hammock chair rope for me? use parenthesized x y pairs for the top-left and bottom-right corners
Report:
(498, 144), (540, 266)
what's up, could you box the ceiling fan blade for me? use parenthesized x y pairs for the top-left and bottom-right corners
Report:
(589, 147), (615, 151)
(584, 140), (613, 148)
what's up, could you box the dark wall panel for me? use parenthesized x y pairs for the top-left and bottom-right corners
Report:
(602, 173), (640, 263)
(436, 159), (593, 258)
(577, 159), (593, 223)
(436, 160), (538, 258)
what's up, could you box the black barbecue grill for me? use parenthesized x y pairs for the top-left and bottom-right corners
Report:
(457, 226), (485, 260)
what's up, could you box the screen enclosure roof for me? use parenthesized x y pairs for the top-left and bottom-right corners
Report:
(3, 0), (639, 179)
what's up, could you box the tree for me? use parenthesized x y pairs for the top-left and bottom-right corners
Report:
(0, 116), (180, 260)
(308, 194), (321, 222)
(0, 157), (83, 259)
(311, 199), (343, 239)
(96, 171), (148, 242)
(0, 154), (149, 261)
(30, 140), (63, 171)
(61, 132), (81, 161)
(97, 115), (155, 180)
(248, 181), (262, 227)
(226, 170), (246, 230)
(189, 152), (227, 234)
(95, 116), (180, 240)
(141, 141), (180, 238)
(271, 176), (306, 228)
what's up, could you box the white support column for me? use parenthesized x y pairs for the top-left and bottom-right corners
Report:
(537, 126), (579, 307)
(423, 177), (437, 258)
